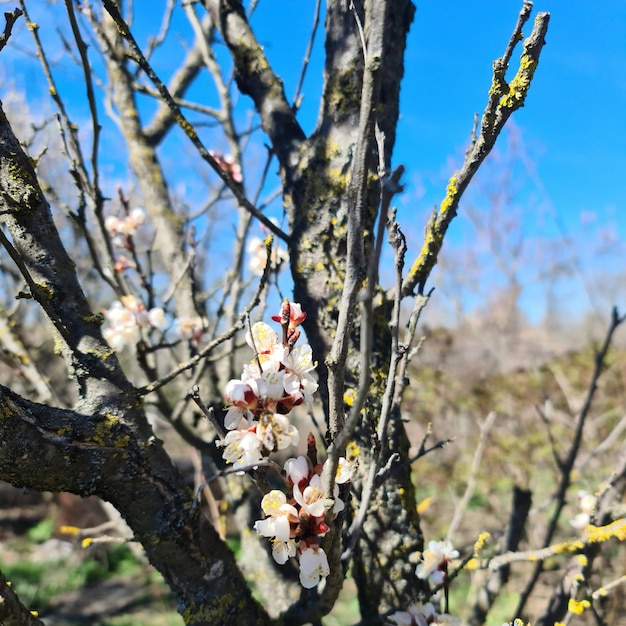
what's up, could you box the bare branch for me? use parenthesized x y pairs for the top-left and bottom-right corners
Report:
(402, 5), (550, 296)
(101, 0), (291, 245)
(515, 306), (626, 616)
(447, 411), (498, 542)
(0, 7), (22, 53)
(0, 568), (45, 626)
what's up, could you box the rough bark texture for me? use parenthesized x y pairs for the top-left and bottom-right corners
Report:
(207, 0), (422, 617)
(0, 1), (552, 623)
(0, 100), (270, 626)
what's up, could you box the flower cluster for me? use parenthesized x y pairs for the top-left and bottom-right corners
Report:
(254, 452), (353, 588)
(102, 295), (166, 351)
(218, 300), (314, 468)
(219, 300), (354, 588)
(415, 540), (459, 587)
(570, 490), (596, 530)
(104, 207), (146, 246)
(389, 602), (460, 626)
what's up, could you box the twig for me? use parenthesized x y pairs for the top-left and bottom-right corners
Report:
(447, 411), (498, 542)
(202, 458), (282, 486)
(0, 8), (22, 52)
(340, 210), (408, 564)
(402, 3), (550, 296)
(101, 0), (290, 245)
(515, 306), (626, 616)
(536, 400), (565, 471)
(187, 385), (226, 441)
(292, 0), (321, 112)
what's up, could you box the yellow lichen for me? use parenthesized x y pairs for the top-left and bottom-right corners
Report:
(568, 598), (590, 615)
(584, 518), (626, 543)
(34, 281), (54, 301)
(346, 440), (360, 460)
(499, 53), (538, 109)
(473, 531), (491, 554)
(416, 497), (432, 515)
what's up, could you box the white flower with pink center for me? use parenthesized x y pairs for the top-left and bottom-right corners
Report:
(219, 430), (262, 469)
(293, 474), (328, 518)
(256, 413), (300, 452)
(298, 545), (330, 589)
(245, 321), (278, 355)
(415, 540), (459, 586)
(284, 456), (310, 487)
(253, 490), (298, 564)
(282, 344), (318, 401)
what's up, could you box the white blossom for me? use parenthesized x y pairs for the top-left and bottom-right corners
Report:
(253, 490), (298, 565)
(219, 430), (262, 469)
(298, 546), (330, 589)
(415, 540), (459, 586)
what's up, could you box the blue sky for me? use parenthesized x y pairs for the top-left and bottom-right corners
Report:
(2, 0), (625, 324)
(248, 0), (626, 322)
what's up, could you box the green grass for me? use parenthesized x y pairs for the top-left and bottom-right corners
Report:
(1, 543), (143, 611)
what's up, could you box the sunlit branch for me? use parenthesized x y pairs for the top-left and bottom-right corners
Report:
(446, 411), (498, 542)
(0, 7), (22, 52)
(102, 0), (291, 245)
(515, 306), (626, 616)
(138, 240), (273, 395)
(402, 3), (550, 296)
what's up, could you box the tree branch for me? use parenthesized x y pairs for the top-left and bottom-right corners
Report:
(0, 568), (45, 626)
(203, 0), (306, 172)
(402, 3), (550, 296)
(0, 383), (271, 626)
(0, 7), (22, 53)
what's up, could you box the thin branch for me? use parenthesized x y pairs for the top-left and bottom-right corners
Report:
(0, 7), (22, 52)
(447, 411), (498, 542)
(515, 306), (626, 616)
(137, 81), (221, 119)
(325, 0), (386, 441)
(187, 384), (226, 441)
(101, 0), (291, 245)
(63, 0), (103, 217)
(536, 400), (565, 471)
(402, 4), (550, 296)
(292, 0), (321, 112)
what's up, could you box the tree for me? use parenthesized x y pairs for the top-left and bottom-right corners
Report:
(3, 2), (621, 626)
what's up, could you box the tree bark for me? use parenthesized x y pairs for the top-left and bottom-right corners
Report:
(0, 99), (270, 626)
